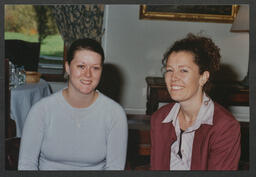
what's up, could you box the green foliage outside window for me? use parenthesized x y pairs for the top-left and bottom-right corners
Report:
(33, 5), (59, 43)
(5, 5), (63, 59)
(5, 5), (37, 35)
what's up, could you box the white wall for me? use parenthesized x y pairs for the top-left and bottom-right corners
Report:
(49, 5), (249, 121)
(104, 5), (249, 114)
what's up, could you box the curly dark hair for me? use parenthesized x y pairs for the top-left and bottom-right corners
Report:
(162, 33), (221, 93)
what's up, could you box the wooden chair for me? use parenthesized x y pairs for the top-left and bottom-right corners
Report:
(5, 40), (41, 71)
(126, 114), (151, 170)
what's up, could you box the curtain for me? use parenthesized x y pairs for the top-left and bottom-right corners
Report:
(51, 5), (104, 49)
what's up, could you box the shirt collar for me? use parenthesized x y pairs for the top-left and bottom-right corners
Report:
(162, 92), (214, 129)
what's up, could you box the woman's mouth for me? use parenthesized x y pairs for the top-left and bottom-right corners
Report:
(80, 80), (92, 85)
(170, 85), (183, 90)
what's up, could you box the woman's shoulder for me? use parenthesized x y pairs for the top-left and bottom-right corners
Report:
(97, 92), (127, 123)
(151, 103), (175, 123)
(213, 102), (240, 127)
(98, 92), (124, 111)
(31, 89), (62, 109)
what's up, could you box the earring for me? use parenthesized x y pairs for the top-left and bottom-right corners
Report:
(64, 71), (69, 79)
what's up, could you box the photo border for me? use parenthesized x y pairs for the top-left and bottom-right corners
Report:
(1, 0), (255, 177)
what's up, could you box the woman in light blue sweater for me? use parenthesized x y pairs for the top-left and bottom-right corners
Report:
(18, 38), (128, 170)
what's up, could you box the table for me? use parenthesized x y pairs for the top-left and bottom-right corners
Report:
(10, 79), (52, 137)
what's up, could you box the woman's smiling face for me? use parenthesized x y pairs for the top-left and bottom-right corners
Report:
(164, 51), (208, 104)
(65, 49), (102, 96)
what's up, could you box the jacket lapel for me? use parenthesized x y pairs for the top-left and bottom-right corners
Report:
(161, 122), (177, 170)
(191, 124), (212, 170)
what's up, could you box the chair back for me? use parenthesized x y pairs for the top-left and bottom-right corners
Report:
(5, 39), (41, 71)
(5, 137), (21, 170)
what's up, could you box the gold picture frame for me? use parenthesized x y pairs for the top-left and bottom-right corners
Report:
(140, 5), (239, 23)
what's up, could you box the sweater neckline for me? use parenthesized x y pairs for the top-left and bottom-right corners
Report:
(58, 88), (101, 112)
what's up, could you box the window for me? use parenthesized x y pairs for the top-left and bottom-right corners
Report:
(4, 5), (65, 82)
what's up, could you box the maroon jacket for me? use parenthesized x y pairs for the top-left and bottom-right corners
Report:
(150, 102), (241, 170)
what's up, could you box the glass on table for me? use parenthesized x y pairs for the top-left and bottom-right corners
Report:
(17, 66), (26, 86)
(9, 61), (17, 89)
(9, 61), (26, 89)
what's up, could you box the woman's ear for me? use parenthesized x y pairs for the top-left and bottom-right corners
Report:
(200, 71), (210, 87)
(65, 61), (70, 75)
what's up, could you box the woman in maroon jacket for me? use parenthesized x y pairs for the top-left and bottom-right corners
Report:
(150, 33), (241, 170)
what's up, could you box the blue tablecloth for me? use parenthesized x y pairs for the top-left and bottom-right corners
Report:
(10, 79), (52, 137)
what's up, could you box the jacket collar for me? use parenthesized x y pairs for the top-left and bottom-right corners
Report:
(161, 92), (214, 129)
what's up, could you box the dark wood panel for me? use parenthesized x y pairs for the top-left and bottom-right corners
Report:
(41, 73), (66, 82)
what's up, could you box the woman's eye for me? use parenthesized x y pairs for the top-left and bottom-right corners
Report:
(163, 69), (173, 76)
(78, 65), (85, 69)
(165, 69), (173, 73)
(180, 69), (188, 73)
(93, 66), (101, 70)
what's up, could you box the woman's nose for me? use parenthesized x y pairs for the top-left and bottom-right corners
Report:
(83, 67), (92, 77)
(171, 71), (179, 81)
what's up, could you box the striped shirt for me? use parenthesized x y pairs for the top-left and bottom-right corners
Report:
(162, 93), (214, 170)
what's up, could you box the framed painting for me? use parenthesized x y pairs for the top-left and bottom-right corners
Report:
(140, 5), (239, 23)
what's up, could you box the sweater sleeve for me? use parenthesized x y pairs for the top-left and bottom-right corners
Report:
(207, 118), (241, 170)
(104, 107), (128, 170)
(18, 102), (46, 170)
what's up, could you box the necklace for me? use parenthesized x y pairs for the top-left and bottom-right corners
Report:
(71, 110), (81, 128)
